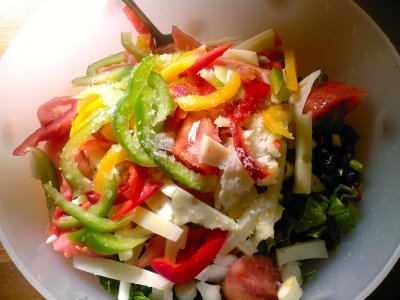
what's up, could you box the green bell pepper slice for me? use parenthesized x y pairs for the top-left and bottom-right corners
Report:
(60, 108), (112, 197)
(112, 55), (157, 167)
(72, 66), (133, 87)
(54, 172), (118, 231)
(270, 67), (291, 101)
(30, 147), (59, 218)
(135, 72), (216, 193)
(121, 32), (149, 60)
(68, 228), (150, 255)
(87, 52), (125, 76)
(44, 183), (134, 233)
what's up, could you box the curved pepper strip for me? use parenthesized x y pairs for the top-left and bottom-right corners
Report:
(175, 71), (241, 111)
(179, 42), (233, 77)
(30, 147), (60, 218)
(72, 65), (133, 87)
(282, 46), (298, 92)
(68, 228), (151, 255)
(230, 80), (272, 183)
(150, 229), (227, 284)
(86, 52), (125, 76)
(44, 183), (134, 233)
(54, 173), (117, 231)
(121, 32), (149, 59)
(93, 144), (128, 193)
(112, 55), (157, 167)
(135, 72), (216, 192)
(60, 107), (112, 197)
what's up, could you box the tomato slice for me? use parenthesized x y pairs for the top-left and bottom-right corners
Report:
(173, 112), (220, 175)
(223, 255), (281, 300)
(137, 235), (166, 268)
(303, 81), (367, 121)
(122, 5), (150, 35)
(172, 25), (201, 51)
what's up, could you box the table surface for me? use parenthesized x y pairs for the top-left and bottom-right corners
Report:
(0, 0), (398, 299)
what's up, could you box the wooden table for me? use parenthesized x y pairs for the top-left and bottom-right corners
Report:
(0, 0), (398, 299)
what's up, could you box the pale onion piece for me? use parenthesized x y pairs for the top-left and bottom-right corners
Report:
(73, 256), (173, 291)
(213, 65), (235, 85)
(214, 116), (231, 128)
(188, 120), (201, 144)
(280, 262), (303, 285)
(175, 280), (198, 300)
(118, 281), (130, 300)
(46, 234), (57, 244)
(160, 179), (179, 198)
(198, 135), (231, 168)
(171, 187), (236, 230)
(146, 192), (174, 221)
(278, 276), (303, 300)
(71, 194), (88, 205)
(196, 282), (222, 300)
(293, 113), (312, 194)
(213, 254), (238, 267)
(195, 264), (229, 283)
(118, 249), (133, 262)
(234, 29), (275, 53)
(276, 239), (328, 267)
(223, 49), (259, 67)
(131, 206), (183, 242)
(165, 225), (189, 263)
(289, 69), (321, 115)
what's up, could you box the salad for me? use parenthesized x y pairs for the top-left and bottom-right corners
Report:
(13, 5), (367, 300)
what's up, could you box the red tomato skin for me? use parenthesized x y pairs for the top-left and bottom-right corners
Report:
(172, 112), (220, 175)
(303, 81), (367, 121)
(223, 256), (281, 300)
(171, 26), (201, 51)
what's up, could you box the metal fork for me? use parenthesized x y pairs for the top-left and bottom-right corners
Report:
(122, 0), (173, 47)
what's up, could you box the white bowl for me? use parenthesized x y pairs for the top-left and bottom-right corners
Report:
(0, 0), (399, 299)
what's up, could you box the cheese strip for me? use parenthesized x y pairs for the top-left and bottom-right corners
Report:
(73, 256), (173, 291)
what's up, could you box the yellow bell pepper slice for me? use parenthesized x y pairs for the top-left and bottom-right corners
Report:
(262, 103), (295, 139)
(175, 72), (241, 111)
(282, 47), (298, 92)
(136, 34), (152, 53)
(159, 47), (206, 82)
(70, 98), (105, 136)
(94, 145), (128, 193)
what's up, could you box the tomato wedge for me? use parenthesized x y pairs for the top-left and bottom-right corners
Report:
(303, 81), (367, 121)
(223, 255), (281, 300)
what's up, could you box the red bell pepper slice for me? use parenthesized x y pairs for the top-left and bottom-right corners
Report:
(150, 229), (227, 284)
(230, 80), (271, 182)
(137, 235), (166, 268)
(179, 42), (234, 77)
(169, 72), (216, 98)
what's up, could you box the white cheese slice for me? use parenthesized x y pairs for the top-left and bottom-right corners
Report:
(160, 179), (179, 198)
(196, 282), (222, 300)
(195, 264), (229, 283)
(278, 276), (303, 300)
(131, 206), (183, 242)
(73, 256), (173, 291)
(276, 239), (328, 267)
(171, 187), (236, 231)
(118, 281), (130, 300)
(234, 29), (275, 53)
(280, 261), (303, 285)
(289, 69), (321, 115)
(165, 225), (188, 263)
(146, 191), (174, 221)
(214, 116), (231, 128)
(223, 49), (259, 67)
